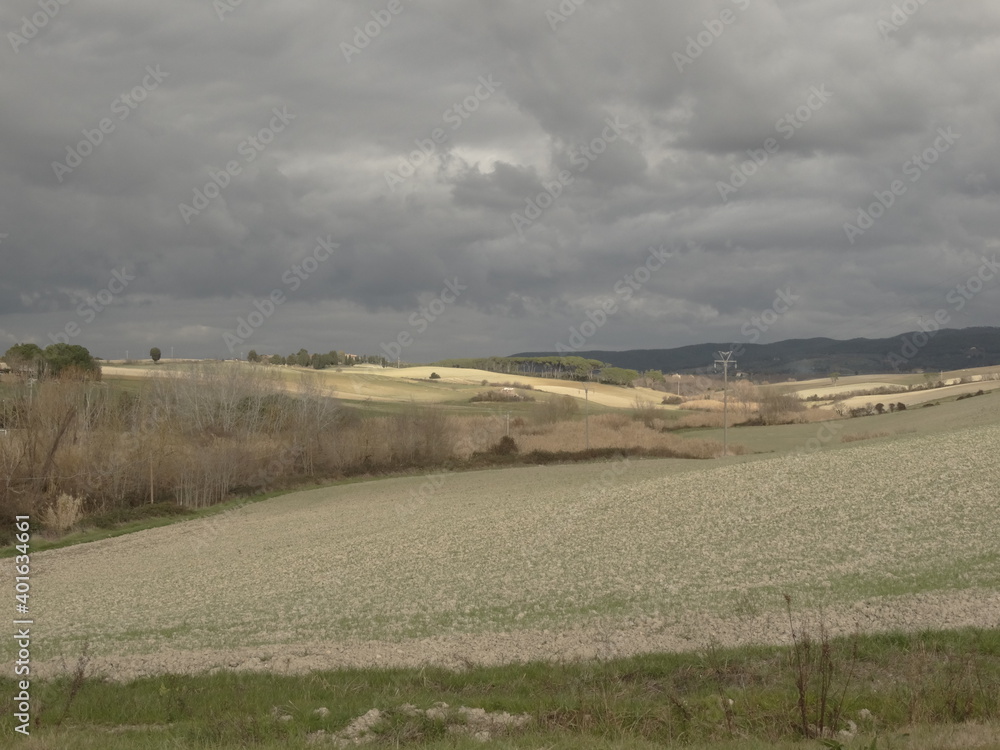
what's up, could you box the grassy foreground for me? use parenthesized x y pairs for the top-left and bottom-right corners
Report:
(2, 627), (999, 748)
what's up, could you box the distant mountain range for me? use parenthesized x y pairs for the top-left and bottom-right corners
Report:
(513, 326), (1000, 377)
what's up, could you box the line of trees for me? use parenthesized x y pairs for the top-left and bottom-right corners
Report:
(2, 343), (100, 380)
(436, 355), (607, 380)
(597, 366), (640, 387)
(435, 356), (647, 386)
(246, 349), (388, 369)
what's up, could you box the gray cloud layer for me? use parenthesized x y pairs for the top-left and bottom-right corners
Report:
(1, 0), (998, 362)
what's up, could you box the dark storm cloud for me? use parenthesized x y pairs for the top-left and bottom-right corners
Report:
(1, 0), (999, 361)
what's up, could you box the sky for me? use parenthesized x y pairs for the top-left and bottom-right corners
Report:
(1, 0), (998, 364)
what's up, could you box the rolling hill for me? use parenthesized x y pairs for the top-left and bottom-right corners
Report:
(515, 326), (1000, 377)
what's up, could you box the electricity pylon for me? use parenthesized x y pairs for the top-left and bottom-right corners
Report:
(714, 351), (737, 457)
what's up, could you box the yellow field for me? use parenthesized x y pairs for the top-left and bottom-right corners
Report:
(834, 379), (1000, 409)
(794, 382), (903, 399)
(102, 362), (673, 409)
(786, 367), (1000, 410)
(780, 363), (1000, 390)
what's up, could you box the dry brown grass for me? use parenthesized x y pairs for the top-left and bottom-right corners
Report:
(600, 413), (631, 431)
(664, 391), (836, 432)
(509, 414), (740, 458)
(841, 431), (890, 443)
(681, 398), (727, 411)
(444, 412), (738, 459)
(41, 492), (84, 535)
(674, 411), (727, 429)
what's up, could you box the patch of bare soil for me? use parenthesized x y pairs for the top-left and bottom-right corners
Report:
(33, 588), (1000, 681)
(304, 703), (532, 746)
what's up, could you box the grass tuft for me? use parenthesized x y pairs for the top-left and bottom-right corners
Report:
(4, 627), (999, 748)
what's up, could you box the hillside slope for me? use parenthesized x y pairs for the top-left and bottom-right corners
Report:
(12, 397), (1000, 679)
(516, 326), (1000, 376)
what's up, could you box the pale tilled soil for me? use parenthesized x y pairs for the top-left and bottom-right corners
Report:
(7, 423), (999, 680)
(33, 590), (1000, 681)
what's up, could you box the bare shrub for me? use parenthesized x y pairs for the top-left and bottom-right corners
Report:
(388, 407), (453, 466)
(849, 404), (876, 418)
(757, 391), (805, 425)
(667, 411), (724, 430)
(441, 415), (508, 459)
(681, 399), (725, 412)
(598, 413), (630, 431)
(515, 423), (555, 437)
(536, 395), (579, 424)
(632, 397), (659, 428)
(729, 380), (759, 417)
(491, 435), (518, 455)
(513, 416), (745, 457)
(829, 384), (908, 402)
(470, 390), (534, 403)
(841, 431), (890, 443)
(42, 492), (84, 535)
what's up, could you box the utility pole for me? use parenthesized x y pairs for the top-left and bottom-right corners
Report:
(714, 351), (737, 457)
(584, 384), (590, 450)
